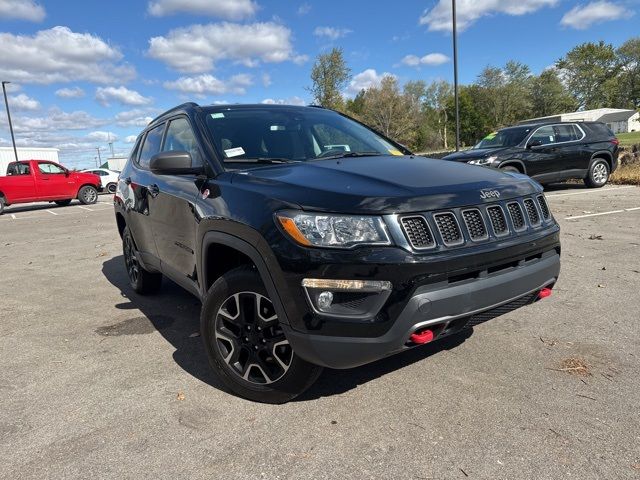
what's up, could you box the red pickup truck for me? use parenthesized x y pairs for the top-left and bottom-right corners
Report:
(0, 160), (101, 215)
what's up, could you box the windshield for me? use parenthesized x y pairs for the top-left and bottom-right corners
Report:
(473, 127), (532, 149)
(202, 107), (404, 166)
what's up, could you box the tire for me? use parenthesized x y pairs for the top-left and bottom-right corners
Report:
(78, 185), (98, 205)
(200, 266), (323, 404)
(106, 183), (117, 194)
(55, 199), (72, 207)
(584, 159), (610, 188)
(122, 226), (162, 294)
(500, 166), (521, 174)
(0, 196), (5, 215)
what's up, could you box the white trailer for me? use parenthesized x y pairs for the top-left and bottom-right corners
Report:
(0, 147), (59, 176)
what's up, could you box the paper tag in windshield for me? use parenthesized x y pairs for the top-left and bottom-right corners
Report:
(210, 113), (225, 119)
(484, 132), (497, 140)
(224, 147), (245, 158)
(388, 149), (403, 156)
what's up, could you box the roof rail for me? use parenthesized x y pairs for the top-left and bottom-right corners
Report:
(149, 102), (200, 124)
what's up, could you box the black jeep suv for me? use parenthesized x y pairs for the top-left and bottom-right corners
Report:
(443, 122), (619, 187)
(114, 103), (561, 403)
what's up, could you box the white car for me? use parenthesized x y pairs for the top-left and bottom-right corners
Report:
(81, 168), (120, 194)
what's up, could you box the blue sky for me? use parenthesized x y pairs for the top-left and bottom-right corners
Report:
(0, 0), (638, 168)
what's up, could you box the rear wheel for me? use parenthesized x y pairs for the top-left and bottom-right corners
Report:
(122, 226), (162, 294)
(201, 266), (323, 404)
(106, 183), (117, 194)
(584, 159), (609, 188)
(55, 199), (72, 207)
(78, 185), (98, 205)
(0, 196), (5, 215)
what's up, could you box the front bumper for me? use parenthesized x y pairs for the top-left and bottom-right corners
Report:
(283, 249), (560, 369)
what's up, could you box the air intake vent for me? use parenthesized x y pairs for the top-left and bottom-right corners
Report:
(434, 213), (464, 246)
(507, 202), (526, 231)
(523, 198), (540, 225)
(486, 205), (508, 236)
(400, 216), (435, 249)
(462, 209), (488, 240)
(537, 195), (550, 220)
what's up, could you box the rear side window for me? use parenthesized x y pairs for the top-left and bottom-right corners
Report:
(554, 124), (582, 142)
(137, 124), (165, 169)
(163, 117), (202, 166)
(7, 163), (30, 175)
(589, 122), (615, 139)
(530, 126), (556, 145)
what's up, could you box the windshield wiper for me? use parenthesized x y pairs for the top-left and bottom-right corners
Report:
(223, 157), (296, 164)
(318, 151), (386, 160)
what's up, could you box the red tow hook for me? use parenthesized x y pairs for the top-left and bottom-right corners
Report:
(538, 287), (553, 300)
(410, 329), (434, 345)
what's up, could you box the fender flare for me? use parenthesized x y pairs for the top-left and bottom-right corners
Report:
(200, 231), (291, 325)
(497, 160), (526, 174)
(589, 151), (613, 171)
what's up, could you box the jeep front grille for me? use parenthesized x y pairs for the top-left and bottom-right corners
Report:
(523, 198), (540, 225)
(486, 205), (508, 236)
(537, 195), (550, 220)
(434, 213), (464, 246)
(462, 209), (488, 240)
(400, 216), (435, 249)
(507, 202), (526, 231)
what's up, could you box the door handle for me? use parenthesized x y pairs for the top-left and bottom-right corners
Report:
(148, 184), (160, 197)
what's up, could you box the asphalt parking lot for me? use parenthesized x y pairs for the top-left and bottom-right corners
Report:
(1, 185), (639, 479)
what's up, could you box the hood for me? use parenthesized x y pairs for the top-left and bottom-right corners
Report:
(442, 147), (512, 162)
(230, 155), (540, 214)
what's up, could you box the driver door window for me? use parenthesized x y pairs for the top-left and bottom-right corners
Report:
(162, 117), (202, 166)
(38, 163), (66, 174)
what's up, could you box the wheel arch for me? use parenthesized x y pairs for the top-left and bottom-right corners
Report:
(589, 151), (613, 172)
(115, 211), (126, 239)
(497, 160), (526, 174)
(201, 231), (290, 325)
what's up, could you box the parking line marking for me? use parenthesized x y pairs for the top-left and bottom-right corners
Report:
(565, 207), (640, 220)
(547, 186), (635, 198)
(46, 210), (58, 216)
(77, 206), (93, 211)
(11, 214), (16, 219)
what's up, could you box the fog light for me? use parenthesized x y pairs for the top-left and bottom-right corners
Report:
(317, 291), (334, 311)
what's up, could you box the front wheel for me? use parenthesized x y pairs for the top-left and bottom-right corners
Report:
(106, 183), (117, 194)
(78, 185), (98, 205)
(201, 266), (323, 403)
(584, 159), (610, 188)
(0, 197), (5, 215)
(500, 166), (520, 174)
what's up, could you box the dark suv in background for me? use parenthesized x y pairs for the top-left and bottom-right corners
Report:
(443, 122), (619, 187)
(114, 103), (560, 403)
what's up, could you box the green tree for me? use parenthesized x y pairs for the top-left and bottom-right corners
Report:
(530, 69), (578, 117)
(616, 37), (640, 108)
(307, 47), (351, 110)
(556, 41), (620, 109)
(446, 85), (492, 147)
(477, 61), (532, 128)
(345, 89), (366, 117)
(424, 80), (453, 149)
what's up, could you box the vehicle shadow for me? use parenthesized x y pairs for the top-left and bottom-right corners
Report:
(542, 182), (588, 193)
(102, 255), (473, 400)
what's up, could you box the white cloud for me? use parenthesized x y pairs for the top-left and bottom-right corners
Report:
(148, 0), (257, 19)
(87, 131), (118, 142)
(95, 86), (153, 106)
(420, 0), (558, 32)
(164, 73), (253, 95)
(261, 96), (306, 106)
(261, 73), (272, 87)
(401, 53), (450, 67)
(55, 87), (85, 99)
(0, 0), (45, 22)
(313, 26), (352, 40)
(124, 135), (139, 143)
(10, 93), (40, 111)
(0, 26), (135, 84)
(114, 108), (159, 127)
(347, 69), (395, 95)
(560, 1), (630, 29)
(2, 108), (108, 134)
(148, 22), (297, 73)
(297, 3), (311, 15)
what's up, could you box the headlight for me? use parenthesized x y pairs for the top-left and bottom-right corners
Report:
(468, 155), (497, 166)
(276, 211), (391, 248)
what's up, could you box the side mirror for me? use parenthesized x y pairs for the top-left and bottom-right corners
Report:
(149, 151), (201, 175)
(527, 140), (543, 149)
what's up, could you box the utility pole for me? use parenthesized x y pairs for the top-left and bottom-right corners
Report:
(2, 81), (20, 163)
(107, 132), (114, 157)
(452, 0), (460, 152)
(96, 147), (102, 167)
